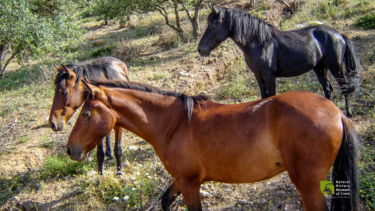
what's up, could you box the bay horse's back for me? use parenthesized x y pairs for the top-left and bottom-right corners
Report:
(91, 56), (129, 81)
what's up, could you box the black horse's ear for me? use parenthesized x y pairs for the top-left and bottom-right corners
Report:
(81, 79), (94, 100)
(61, 64), (71, 78)
(210, 3), (219, 14)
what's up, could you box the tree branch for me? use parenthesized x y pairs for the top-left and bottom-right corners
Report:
(178, 0), (193, 21)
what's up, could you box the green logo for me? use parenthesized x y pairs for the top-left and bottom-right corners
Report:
(320, 181), (335, 195)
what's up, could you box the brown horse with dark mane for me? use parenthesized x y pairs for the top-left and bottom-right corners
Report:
(66, 79), (359, 211)
(49, 56), (129, 174)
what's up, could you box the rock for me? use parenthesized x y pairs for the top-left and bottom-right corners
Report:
(200, 190), (210, 197)
(128, 146), (138, 151)
(119, 21), (130, 28)
(92, 39), (106, 46)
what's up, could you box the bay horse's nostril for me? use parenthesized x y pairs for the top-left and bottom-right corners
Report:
(51, 122), (57, 131)
(67, 147), (71, 156)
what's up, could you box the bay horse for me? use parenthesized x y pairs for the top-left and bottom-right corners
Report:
(67, 79), (359, 211)
(198, 6), (362, 117)
(49, 56), (129, 174)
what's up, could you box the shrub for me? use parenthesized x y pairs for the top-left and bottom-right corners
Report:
(91, 45), (115, 57)
(356, 13), (375, 29)
(41, 155), (90, 179)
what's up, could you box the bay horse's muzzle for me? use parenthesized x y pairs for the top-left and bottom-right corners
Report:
(66, 146), (85, 161)
(50, 120), (65, 132)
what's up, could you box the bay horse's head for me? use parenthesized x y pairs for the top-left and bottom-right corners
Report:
(66, 81), (116, 161)
(198, 6), (229, 57)
(49, 65), (85, 131)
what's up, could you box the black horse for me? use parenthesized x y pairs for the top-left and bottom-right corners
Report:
(198, 6), (362, 117)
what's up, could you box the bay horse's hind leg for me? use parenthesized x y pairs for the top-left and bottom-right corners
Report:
(105, 135), (114, 160)
(161, 180), (181, 211)
(288, 171), (329, 211)
(313, 67), (333, 99)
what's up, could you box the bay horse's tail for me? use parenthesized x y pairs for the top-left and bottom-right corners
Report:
(341, 34), (363, 96)
(331, 115), (359, 211)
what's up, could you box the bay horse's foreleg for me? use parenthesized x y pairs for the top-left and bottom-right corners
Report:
(114, 126), (123, 175)
(97, 140), (105, 175)
(105, 135), (114, 160)
(177, 179), (202, 211)
(313, 68), (333, 99)
(255, 75), (268, 98)
(161, 180), (181, 211)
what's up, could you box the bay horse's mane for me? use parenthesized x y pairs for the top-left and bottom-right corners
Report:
(54, 58), (128, 88)
(89, 79), (210, 122)
(211, 7), (280, 45)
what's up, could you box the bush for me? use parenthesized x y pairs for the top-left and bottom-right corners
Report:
(356, 13), (375, 29)
(41, 155), (91, 179)
(91, 45), (115, 57)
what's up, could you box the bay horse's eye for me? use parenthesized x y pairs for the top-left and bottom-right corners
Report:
(82, 112), (90, 117)
(62, 90), (69, 95)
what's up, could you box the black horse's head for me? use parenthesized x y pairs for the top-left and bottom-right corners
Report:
(198, 6), (229, 57)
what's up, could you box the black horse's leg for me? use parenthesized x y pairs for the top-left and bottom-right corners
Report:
(255, 75), (268, 98)
(162, 180), (181, 211)
(97, 140), (105, 175)
(264, 75), (276, 97)
(345, 95), (353, 117)
(105, 135), (114, 160)
(114, 126), (123, 175)
(313, 68), (333, 99)
(329, 67), (353, 117)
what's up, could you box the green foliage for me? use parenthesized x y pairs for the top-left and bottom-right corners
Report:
(40, 136), (54, 149)
(91, 45), (116, 58)
(219, 74), (250, 100)
(41, 155), (91, 179)
(360, 171), (375, 209)
(19, 136), (29, 143)
(356, 13), (375, 29)
(0, 0), (83, 81)
(91, 0), (131, 23)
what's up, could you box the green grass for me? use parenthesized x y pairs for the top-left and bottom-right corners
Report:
(356, 13), (375, 29)
(91, 45), (116, 58)
(19, 136), (29, 144)
(41, 154), (91, 179)
(40, 136), (55, 149)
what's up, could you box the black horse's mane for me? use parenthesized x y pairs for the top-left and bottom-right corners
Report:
(54, 59), (128, 88)
(89, 79), (210, 122)
(209, 7), (279, 45)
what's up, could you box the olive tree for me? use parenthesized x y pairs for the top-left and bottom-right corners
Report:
(0, 0), (82, 82)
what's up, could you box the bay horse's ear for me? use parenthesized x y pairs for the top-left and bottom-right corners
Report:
(53, 64), (61, 72)
(81, 80), (101, 100)
(61, 64), (72, 79)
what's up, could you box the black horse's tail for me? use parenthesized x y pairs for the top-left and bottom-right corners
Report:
(331, 115), (359, 211)
(341, 34), (363, 96)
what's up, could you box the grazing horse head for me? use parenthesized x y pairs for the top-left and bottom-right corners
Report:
(66, 81), (116, 161)
(49, 65), (85, 131)
(198, 6), (230, 57)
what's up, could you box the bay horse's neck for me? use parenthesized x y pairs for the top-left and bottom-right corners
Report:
(102, 88), (185, 151)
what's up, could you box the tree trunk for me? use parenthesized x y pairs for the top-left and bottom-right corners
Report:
(250, 0), (255, 7)
(105, 16), (109, 25)
(178, 0), (204, 39)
